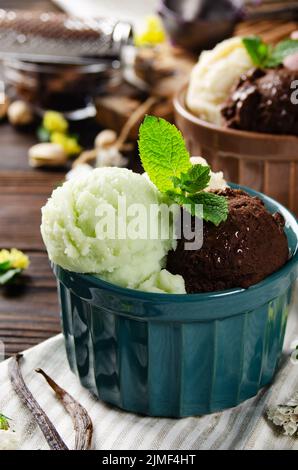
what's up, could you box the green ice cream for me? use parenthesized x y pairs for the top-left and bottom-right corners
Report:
(41, 167), (185, 293)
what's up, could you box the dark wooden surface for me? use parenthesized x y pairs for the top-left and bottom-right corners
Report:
(0, 122), (63, 357)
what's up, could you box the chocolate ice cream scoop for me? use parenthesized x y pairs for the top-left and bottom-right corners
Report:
(221, 67), (298, 135)
(166, 188), (289, 293)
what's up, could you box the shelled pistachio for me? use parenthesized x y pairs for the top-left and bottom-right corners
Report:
(29, 143), (67, 168)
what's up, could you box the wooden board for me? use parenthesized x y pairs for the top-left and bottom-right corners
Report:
(95, 45), (195, 139)
(96, 93), (174, 140)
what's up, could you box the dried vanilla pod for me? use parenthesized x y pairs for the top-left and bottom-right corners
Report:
(8, 354), (68, 450)
(36, 368), (93, 450)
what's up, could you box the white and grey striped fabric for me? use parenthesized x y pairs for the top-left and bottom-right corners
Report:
(0, 288), (297, 450)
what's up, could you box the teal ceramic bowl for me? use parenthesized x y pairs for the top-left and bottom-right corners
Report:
(53, 185), (298, 417)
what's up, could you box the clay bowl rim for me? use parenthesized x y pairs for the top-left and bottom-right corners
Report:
(174, 84), (298, 144)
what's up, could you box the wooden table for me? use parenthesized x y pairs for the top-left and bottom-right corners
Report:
(0, 123), (64, 357)
(0, 1), (297, 358)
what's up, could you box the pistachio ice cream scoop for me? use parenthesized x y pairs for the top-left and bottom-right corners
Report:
(41, 167), (185, 293)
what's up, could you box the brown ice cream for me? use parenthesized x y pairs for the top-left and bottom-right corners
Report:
(166, 188), (289, 293)
(221, 67), (298, 135)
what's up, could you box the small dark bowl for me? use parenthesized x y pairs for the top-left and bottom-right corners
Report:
(3, 59), (121, 120)
(158, 0), (240, 51)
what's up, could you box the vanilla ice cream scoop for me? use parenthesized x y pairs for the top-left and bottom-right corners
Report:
(186, 37), (253, 125)
(190, 156), (227, 191)
(41, 167), (185, 293)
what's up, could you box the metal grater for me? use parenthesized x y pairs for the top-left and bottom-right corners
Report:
(0, 9), (133, 65)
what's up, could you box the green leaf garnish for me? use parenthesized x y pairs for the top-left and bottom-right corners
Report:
(0, 413), (10, 431)
(138, 116), (228, 226)
(266, 39), (298, 67)
(0, 260), (11, 272)
(242, 36), (298, 68)
(172, 164), (211, 194)
(166, 190), (190, 208)
(166, 191), (228, 225)
(138, 115), (191, 191)
(188, 192), (229, 226)
(242, 36), (270, 67)
(0, 268), (21, 285)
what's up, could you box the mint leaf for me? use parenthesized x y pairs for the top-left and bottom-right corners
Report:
(0, 261), (11, 272)
(172, 164), (211, 194)
(138, 115), (191, 191)
(139, 116), (229, 226)
(243, 36), (298, 68)
(166, 190), (204, 219)
(188, 192), (228, 226)
(0, 268), (21, 285)
(266, 39), (298, 67)
(166, 191), (228, 226)
(166, 190), (189, 207)
(242, 36), (269, 67)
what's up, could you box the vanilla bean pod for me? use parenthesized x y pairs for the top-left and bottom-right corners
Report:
(8, 354), (68, 450)
(36, 368), (93, 450)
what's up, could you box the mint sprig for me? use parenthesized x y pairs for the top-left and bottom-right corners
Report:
(138, 116), (228, 226)
(167, 187), (228, 225)
(172, 164), (211, 194)
(267, 39), (298, 67)
(242, 36), (298, 68)
(190, 192), (229, 226)
(138, 115), (191, 191)
(242, 36), (269, 68)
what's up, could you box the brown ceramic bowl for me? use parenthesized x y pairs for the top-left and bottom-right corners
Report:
(174, 85), (298, 216)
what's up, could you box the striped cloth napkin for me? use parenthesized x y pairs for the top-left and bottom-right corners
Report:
(0, 289), (297, 450)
